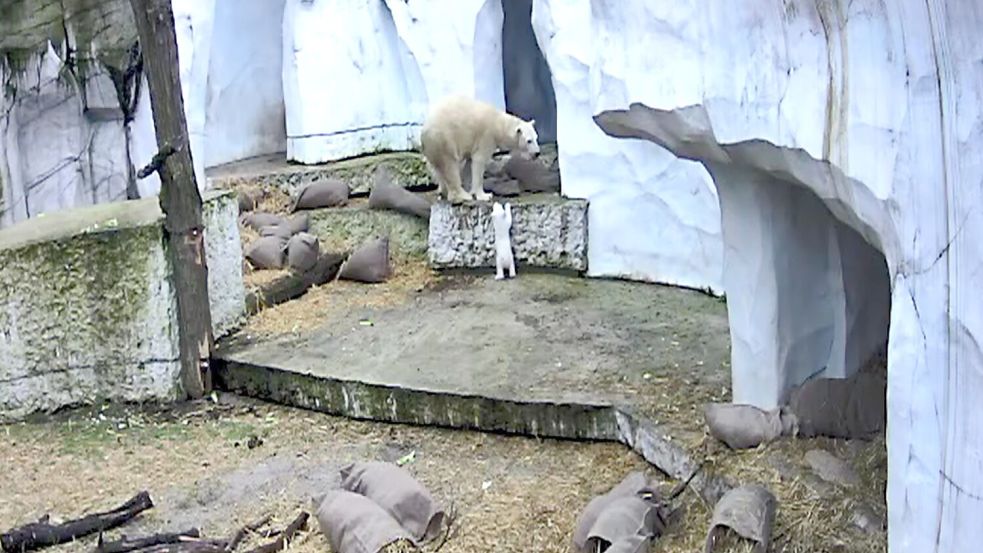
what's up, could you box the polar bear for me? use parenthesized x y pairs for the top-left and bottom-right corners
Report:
(421, 95), (540, 203)
(491, 202), (516, 280)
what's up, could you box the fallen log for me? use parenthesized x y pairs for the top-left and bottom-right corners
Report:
(245, 252), (347, 315)
(0, 491), (154, 553)
(97, 529), (200, 553)
(241, 512), (309, 553)
(130, 542), (226, 553)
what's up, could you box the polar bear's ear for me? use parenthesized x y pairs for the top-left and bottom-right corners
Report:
(529, 119), (536, 127)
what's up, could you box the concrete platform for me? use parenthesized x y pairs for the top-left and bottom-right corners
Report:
(214, 272), (733, 500)
(207, 152), (432, 196)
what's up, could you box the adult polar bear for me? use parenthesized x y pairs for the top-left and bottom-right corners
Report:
(421, 95), (541, 203)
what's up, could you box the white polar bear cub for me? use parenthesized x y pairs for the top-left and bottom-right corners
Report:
(491, 202), (516, 280)
(421, 95), (540, 203)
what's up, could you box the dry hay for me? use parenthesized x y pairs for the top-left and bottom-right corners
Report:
(0, 398), (650, 553)
(242, 258), (440, 336)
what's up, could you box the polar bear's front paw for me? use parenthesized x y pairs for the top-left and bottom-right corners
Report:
(447, 190), (472, 204)
(473, 191), (493, 202)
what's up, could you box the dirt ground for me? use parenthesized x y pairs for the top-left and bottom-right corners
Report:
(0, 393), (886, 553)
(0, 396), (659, 553)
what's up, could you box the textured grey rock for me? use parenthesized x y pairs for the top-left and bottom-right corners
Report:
(427, 196), (587, 272)
(0, 190), (244, 421)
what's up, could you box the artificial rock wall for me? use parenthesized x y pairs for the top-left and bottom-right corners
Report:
(533, 0), (983, 551)
(0, 189), (244, 421)
(0, 0), (286, 229)
(532, 1), (724, 292)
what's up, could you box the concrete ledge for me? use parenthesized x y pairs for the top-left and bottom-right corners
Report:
(0, 190), (244, 421)
(215, 359), (619, 441)
(427, 195), (588, 271)
(208, 152), (433, 197)
(213, 357), (730, 503)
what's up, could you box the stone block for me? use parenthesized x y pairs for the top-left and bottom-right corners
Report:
(427, 195), (587, 271)
(0, 190), (244, 420)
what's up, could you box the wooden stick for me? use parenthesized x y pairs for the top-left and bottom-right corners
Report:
(240, 513), (308, 553)
(0, 492), (153, 553)
(244, 253), (347, 316)
(224, 515), (272, 553)
(97, 529), (200, 553)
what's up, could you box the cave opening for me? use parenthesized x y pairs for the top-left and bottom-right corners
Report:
(501, 0), (558, 147)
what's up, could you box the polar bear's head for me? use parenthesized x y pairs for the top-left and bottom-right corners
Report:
(513, 119), (541, 159)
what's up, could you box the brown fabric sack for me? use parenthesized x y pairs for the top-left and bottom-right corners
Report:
(238, 189), (261, 213)
(245, 235), (287, 269)
(703, 403), (796, 449)
(585, 496), (663, 552)
(260, 213), (310, 240)
(484, 176), (521, 197)
(505, 155), (560, 193)
(704, 484), (776, 553)
(368, 173), (432, 220)
(287, 232), (320, 273)
(786, 371), (886, 439)
(573, 472), (656, 553)
(259, 224), (293, 240)
(604, 534), (652, 553)
(240, 211), (285, 230)
(339, 461), (444, 543)
(315, 489), (410, 553)
(338, 238), (391, 283)
(291, 179), (350, 211)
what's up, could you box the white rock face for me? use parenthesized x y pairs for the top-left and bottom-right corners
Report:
(535, 0), (982, 550)
(531, 1), (724, 293)
(282, 0), (504, 164)
(204, 0), (287, 168)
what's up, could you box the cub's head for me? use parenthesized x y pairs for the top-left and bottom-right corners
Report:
(513, 119), (541, 159)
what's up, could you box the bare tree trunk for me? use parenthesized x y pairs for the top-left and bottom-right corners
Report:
(129, 0), (213, 398)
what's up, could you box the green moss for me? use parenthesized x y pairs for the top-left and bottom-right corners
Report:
(308, 206), (428, 262)
(0, 221), (169, 378)
(215, 363), (620, 441)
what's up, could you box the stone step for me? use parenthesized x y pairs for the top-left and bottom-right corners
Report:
(208, 151), (433, 197)
(427, 194), (588, 272)
(305, 198), (430, 260)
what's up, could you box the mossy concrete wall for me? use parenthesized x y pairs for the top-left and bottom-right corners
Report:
(0, 190), (244, 421)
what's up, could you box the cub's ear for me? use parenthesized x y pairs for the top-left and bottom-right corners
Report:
(529, 118), (536, 127)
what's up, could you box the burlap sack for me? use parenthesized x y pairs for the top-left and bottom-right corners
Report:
(240, 211), (285, 230)
(585, 496), (663, 552)
(338, 238), (391, 283)
(604, 533), (652, 553)
(259, 224), (294, 240)
(237, 189), (261, 213)
(484, 176), (522, 197)
(704, 485), (776, 553)
(287, 232), (320, 273)
(368, 173), (432, 220)
(260, 213), (310, 240)
(245, 235), (288, 269)
(573, 472), (657, 553)
(505, 155), (560, 193)
(703, 403), (796, 450)
(339, 461), (444, 543)
(786, 372), (886, 439)
(291, 179), (350, 212)
(315, 489), (410, 553)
